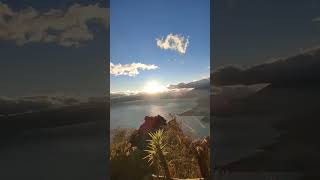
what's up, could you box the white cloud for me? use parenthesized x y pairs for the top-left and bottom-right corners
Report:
(156, 33), (189, 54)
(0, 3), (108, 47)
(110, 62), (159, 77)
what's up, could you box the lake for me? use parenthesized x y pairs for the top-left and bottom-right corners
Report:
(110, 98), (210, 138)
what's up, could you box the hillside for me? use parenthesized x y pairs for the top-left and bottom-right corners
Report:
(110, 115), (210, 180)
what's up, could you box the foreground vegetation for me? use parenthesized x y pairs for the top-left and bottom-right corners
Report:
(110, 116), (210, 180)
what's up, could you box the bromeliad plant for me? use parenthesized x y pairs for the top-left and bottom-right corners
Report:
(143, 129), (171, 179)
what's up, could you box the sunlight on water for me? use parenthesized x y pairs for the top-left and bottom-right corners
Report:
(110, 98), (209, 138)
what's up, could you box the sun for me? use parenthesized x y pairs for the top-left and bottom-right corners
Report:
(143, 80), (167, 94)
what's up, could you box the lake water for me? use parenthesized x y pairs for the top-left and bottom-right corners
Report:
(110, 98), (210, 138)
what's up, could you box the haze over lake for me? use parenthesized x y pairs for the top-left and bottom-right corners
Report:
(111, 98), (209, 138)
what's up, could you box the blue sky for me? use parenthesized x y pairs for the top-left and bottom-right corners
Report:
(110, 0), (210, 92)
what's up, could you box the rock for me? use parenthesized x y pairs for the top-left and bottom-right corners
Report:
(129, 115), (167, 149)
(139, 115), (166, 134)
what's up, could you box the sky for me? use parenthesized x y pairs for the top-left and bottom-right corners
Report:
(214, 0), (320, 68)
(110, 0), (210, 93)
(3, 0), (319, 96)
(0, 0), (109, 97)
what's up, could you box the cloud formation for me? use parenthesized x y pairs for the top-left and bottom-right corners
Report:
(156, 33), (189, 54)
(110, 78), (212, 109)
(168, 78), (210, 90)
(0, 3), (108, 47)
(212, 47), (320, 86)
(110, 62), (159, 77)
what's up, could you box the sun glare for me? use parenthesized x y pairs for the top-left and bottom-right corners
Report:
(143, 80), (167, 94)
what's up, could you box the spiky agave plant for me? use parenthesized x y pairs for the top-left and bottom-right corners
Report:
(143, 129), (171, 179)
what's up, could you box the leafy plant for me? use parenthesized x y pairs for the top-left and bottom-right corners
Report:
(143, 129), (171, 179)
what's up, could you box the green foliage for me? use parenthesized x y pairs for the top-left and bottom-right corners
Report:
(143, 129), (167, 166)
(110, 116), (210, 179)
(143, 129), (171, 178)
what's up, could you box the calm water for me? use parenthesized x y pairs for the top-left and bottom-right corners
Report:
(111, 98), (209, 138)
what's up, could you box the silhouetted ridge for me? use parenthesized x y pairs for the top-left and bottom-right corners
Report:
(212, 48), (320, 86)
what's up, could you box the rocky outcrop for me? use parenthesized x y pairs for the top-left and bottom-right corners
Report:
(139, 115), (166, 133)
(129, 115), (167, 149)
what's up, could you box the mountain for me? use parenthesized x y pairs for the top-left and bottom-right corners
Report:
(212, 48), (320, 86)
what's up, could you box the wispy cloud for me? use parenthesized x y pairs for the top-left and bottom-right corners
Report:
(0, 3), (108, 47)
(110, 62), (159, 77)
(156, 33), (189, 54)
